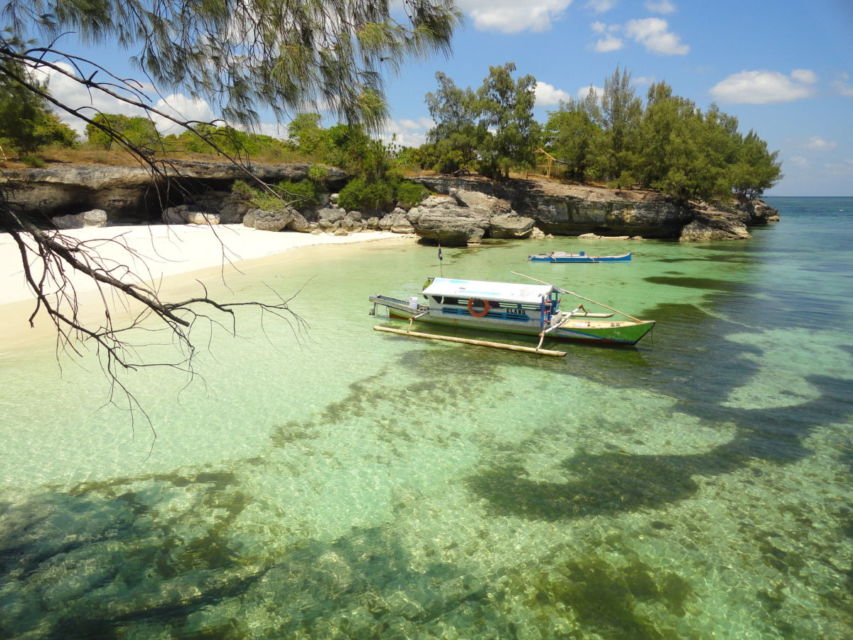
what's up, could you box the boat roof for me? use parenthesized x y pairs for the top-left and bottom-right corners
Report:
(422, 278), (554, 304)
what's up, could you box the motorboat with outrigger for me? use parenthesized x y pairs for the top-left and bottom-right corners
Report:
(528, 250), (632, 263)
(369, 273), (655, 357)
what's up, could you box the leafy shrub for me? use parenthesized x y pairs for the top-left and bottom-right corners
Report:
(395, 181), (428, 208)
(21, 155), (46, 167)
(337, 177), (395, 213)
(307, 165), (329, 182)
(276, 179), (320, 208)
(232, 178), (320, 211)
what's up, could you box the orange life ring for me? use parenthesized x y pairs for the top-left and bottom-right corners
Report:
(467, 298), (490, 317)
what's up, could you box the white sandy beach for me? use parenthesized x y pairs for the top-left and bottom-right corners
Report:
(0, 224), (403, 307)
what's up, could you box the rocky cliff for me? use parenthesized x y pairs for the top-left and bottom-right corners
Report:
(414, 175), (778, 242)
(1, 161), (348, 223)
(1, 162), (778, 242)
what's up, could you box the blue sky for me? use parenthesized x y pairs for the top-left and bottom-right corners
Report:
(40, 0), (853, 196)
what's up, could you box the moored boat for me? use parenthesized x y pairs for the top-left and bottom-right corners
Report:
(528, 251), (632, 263)
(369, 276), (655, 352)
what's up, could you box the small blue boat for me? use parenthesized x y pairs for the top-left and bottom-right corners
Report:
(528, 251), (632, 263)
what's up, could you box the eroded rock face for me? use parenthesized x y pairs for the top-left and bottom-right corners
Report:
(250, 208), (301, 232)
(2, 162), (347, 224)
(401, 191), (536, 245)
(413, 175), (775, 241)
(679, 203), (751, 242)
(489, 213), (536, 239)
(2, 162), (778, 241)
(378, 209), (414, 234)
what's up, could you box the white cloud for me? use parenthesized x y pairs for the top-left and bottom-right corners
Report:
(593, 35), (624, 52)
(34, 62), (150, 134)
(535, 81), (572, 106)
(590, 21), (623, 52)
(457, 0), (574, 33)
(787, 155), (809, 168)
(152, 94), (216, 135)
(578, 84), (603, 100)
(32, 61), (217, 137)
(645, 0), (676, 14)
(804, 136), (837, 151)
(585, 0), (615, 13)
(832, 72), (853, 97)
(625, 18), (688, 55)
(790, 69), (818, 84)
(710, 70), (818, 104)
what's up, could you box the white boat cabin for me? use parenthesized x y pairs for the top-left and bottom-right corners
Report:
(420, 277), (560, 322)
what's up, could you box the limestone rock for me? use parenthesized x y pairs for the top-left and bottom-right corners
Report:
(489, 213), (535, 239)
(379, 210), (415, 234)
(162, 205), (190, 224)
(51, 209), (108, 229)
(288, 211), (311, 232)
(416, 175), (695, 239)
(243, 210), (256, 228)
(2, 161), (347, 223)
(186, 211), (220, 225)
(190, 191), (251, 224)
(450, 188), (513, 215)
(317, 207), (346, 230)
(342, 212), (364, 232)
(252, 207), (300, 232)
(679, 203), (751, 242)
(414, 207), (489, 245)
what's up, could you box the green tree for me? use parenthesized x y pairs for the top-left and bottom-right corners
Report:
(599, 66), (643, 183)
(85, 113), (159, 150)
(288, 113), (330, 157)
(730, 131), (782, 199)
(423, 72), (482, 174)
(544, 99), (604, 182)
(476, 62), (539, 180)
(0, 60), (77, 155)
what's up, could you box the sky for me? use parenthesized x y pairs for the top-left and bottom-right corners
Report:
(37, 0), (853, 196)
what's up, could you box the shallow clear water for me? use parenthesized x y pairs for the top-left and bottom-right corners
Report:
(1, 198), (851, 638)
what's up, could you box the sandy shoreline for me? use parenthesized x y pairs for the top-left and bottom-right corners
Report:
(0, 224), (405, 308)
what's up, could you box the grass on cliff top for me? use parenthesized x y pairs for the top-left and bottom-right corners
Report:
(0, 144), (604, 193)
(0, 144), (313, 170)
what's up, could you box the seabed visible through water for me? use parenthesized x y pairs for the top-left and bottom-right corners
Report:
(0, 198), (851, 638)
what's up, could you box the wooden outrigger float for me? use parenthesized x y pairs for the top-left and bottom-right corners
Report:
(369, 273), (655, 356)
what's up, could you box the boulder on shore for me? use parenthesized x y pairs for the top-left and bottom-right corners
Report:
(52, 209), (108, 229)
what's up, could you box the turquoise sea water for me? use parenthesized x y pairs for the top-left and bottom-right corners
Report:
(0, 197), (850, 638)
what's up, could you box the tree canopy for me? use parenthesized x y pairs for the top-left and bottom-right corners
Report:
(419, 63), (538, 180)
(1, 1), (459, 131)
(418, 65), (781, 201)
(540, 69), (781, 200)
(0, 59), (76, 157)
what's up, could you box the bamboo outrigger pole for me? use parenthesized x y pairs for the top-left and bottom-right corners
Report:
(373, 326), (567, 357)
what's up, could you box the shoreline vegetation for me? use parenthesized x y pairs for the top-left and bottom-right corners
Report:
(4, 66), (781, 219)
